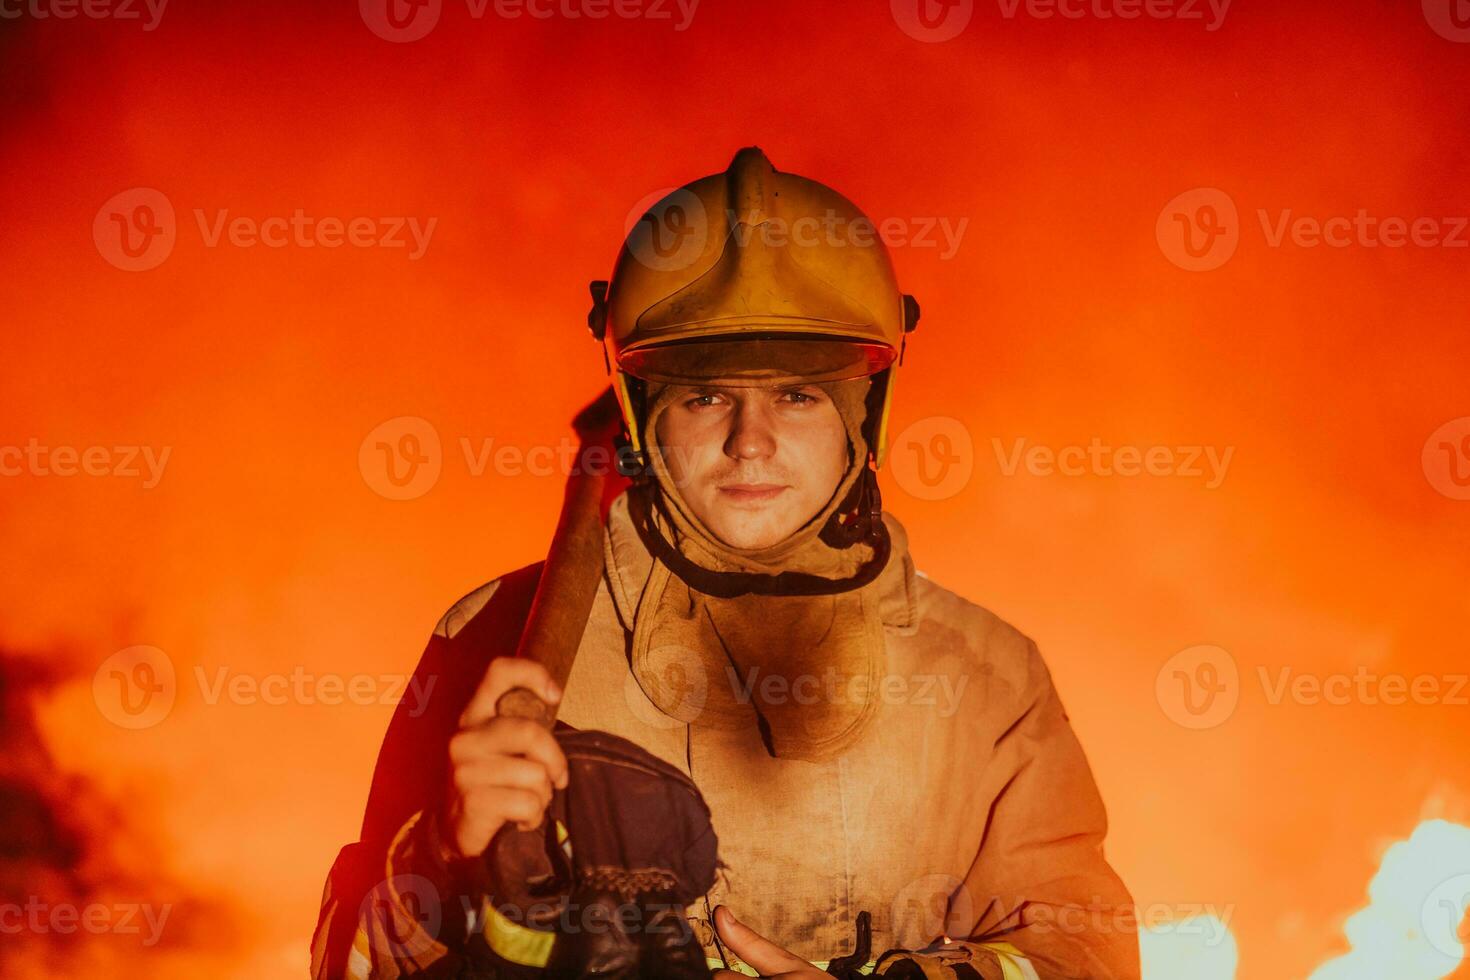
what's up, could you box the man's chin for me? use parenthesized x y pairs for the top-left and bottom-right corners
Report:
(703, 509), (804, 551)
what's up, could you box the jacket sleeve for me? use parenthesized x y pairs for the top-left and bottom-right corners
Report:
(309, 565), (545, 979)
(941, 638), (1141, 980)
(310, 810), (481, 979)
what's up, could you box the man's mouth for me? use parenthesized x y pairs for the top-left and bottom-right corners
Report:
(718, 483), (789, 504)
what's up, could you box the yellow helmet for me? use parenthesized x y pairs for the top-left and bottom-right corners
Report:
(587, 147), (919, 468)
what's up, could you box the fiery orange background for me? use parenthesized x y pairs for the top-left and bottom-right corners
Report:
(2, 1), (1469, 977)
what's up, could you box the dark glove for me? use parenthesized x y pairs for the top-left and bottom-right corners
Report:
(482, 728), (720, 979)
(873, 942), (1006, 980)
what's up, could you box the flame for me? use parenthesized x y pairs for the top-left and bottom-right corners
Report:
(1139, 913), (1239, 980)
(1309, 820), (1470, 980)
(1137, 820), (1470, 979)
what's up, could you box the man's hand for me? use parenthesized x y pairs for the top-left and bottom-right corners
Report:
(711, 906), (829, 979)
(440, 658), (569, 859)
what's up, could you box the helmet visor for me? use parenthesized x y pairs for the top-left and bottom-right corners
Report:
(619, 334), (895, 387)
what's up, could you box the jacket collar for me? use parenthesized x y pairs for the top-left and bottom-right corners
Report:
(601, 488), (918, 634)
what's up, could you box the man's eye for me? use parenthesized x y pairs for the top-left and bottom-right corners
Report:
(687, 393), (723, 408)
(781, 390), (819, 405)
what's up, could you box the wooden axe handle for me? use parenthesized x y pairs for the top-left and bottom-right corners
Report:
(494, 387), (628, 727)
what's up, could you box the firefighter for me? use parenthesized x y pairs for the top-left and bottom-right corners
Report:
(311, 148), (1140, 979)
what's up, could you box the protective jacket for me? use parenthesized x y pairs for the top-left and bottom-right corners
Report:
(309, 491), (1140, 979)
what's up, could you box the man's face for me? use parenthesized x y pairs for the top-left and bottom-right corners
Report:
(653, 382), (851, 550)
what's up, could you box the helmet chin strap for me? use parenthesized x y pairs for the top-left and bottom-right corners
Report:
(627, 466), (891, 599)
(819, 462), (887, 550)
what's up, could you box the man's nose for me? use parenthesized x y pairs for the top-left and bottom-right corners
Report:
(723, 398), (777, 461)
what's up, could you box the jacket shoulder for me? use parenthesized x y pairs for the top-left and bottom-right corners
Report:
(910, 571), (1047, 693)
(432, 561), (544, 640)
(912, 571), (1035, 649)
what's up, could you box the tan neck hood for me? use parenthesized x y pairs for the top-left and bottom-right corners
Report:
(601, 478), (917, 760)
